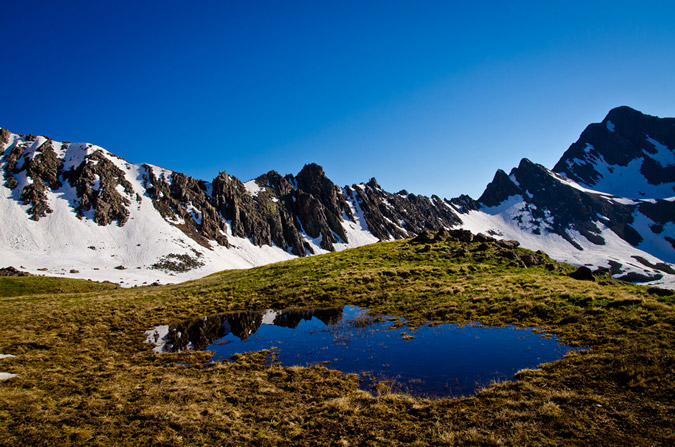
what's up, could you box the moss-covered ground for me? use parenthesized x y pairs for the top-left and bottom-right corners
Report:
(0, 238), (673, 445)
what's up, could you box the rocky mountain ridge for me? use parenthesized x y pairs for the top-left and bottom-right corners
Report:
(1, 106), (674, 288)
(0, 129), (461, 286)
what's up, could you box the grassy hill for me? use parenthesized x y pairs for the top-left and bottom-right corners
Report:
(0, 234), (673, 445)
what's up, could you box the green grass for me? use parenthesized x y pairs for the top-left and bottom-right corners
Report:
(0, 237), (674, 445)
(0, 275), (119, 297)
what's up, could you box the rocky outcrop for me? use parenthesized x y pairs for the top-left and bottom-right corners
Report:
(477, 169), (521, 208)
(292, 163), (350, 249)
(144, 167), (229, 247)
(346, 178), (461, 241)
(150, 252), (205, 273)
(2, 137), (136, 225)
(0, 128), (10, 145)
(568, 266), (595, 281)
(204, 170), (307, 254)
(0, 266), (32, 277)
(3, 139), (63, 220)
(410, 228), (555, 270)
(447, 194), (481, 214)
(63, 149), (133, 226)
(1, 128), (465, 259)
(2, 140), (25, 190)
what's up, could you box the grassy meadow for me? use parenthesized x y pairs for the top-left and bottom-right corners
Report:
(0, 236), (673, 445)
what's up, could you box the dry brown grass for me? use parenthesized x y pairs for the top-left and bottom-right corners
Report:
(0, 238), (674, 445)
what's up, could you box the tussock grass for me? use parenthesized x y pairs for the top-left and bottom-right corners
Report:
(0, 238), (674, 445)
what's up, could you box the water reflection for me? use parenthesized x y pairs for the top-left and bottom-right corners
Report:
(145, 306), (580, 398)
(148, 308), (343, 352)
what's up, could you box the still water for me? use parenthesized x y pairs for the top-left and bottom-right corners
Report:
(147, 306), (579, 398)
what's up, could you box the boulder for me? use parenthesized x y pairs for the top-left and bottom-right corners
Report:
(568, 266), (595, 281)
(412, 231), (435, 244)
(496, 239), (520, 249)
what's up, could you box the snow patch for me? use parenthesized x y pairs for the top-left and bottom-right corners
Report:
(579, 154), (674, 199)
(646, 135), (675, 167)
(244, 180), (263, 197)
(144, 325), (170, 353)
(565, 137), (675, 199)
(0, 354), (17, 381)
(606, 120), (615, 132)
(91, 174), (101, 191)
(584, 143), (594, 154)
(611, 197), (639, 206)
(335, 189), (379, 250)
(630, 211), (675, 264)
(262, 310), (280, 325)
(183, 202), (203, 225)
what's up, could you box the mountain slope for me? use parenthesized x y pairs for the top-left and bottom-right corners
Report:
(462, 107), (675, 288)
(0, 129), (459, 286)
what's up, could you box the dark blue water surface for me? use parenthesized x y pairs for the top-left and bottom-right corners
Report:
(160, 306), (579, 398)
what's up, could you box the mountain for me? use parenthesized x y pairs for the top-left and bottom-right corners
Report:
(462, 106), (675, 287)
(0, 129), (458, 286)
(1, 106), (674, 288)
(553, 106), (675, 198)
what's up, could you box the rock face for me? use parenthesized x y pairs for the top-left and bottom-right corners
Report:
(3, 138), (63, 220)
(553, 106), (675, 195)
(141, 161), (462, 256)
(2, 136), (136, 225)
(63, 149), (134, 226)
(345, 179), (462, 241)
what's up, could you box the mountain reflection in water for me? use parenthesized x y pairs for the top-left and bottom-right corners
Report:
(160, 308), (343, 352)
(147, 306), (580, 398)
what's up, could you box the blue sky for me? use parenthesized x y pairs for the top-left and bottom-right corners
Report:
(2, 1), (674, 198)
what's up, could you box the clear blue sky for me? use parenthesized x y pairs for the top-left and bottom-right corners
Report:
(2, 1), (674, 198)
